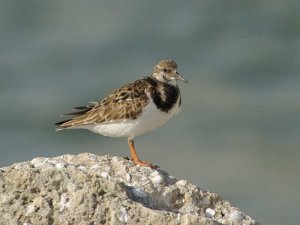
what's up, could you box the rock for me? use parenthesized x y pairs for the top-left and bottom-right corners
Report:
(0, 153), (260, 225)
(205, 208), (216, 218)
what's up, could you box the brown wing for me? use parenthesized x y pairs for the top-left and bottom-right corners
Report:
(56, 78), (152, 128)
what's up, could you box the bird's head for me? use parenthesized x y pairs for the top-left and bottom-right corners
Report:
(151, 60), (188, 84)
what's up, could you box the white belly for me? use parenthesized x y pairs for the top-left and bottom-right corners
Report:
(80, 98), (181, 138)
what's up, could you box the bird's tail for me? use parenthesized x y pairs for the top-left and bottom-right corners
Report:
(55, 119), (72, 131)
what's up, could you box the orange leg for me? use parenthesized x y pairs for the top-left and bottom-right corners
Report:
(128, 138), (154, 168)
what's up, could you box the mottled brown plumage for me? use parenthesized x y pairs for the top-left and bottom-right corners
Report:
(57, 78), (152, 128)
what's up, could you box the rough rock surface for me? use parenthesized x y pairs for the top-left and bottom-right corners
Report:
(0, 153), (260, 225)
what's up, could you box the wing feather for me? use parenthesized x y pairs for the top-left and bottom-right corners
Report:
(56, 78), (152, 129)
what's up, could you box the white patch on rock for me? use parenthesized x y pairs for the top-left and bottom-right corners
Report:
(112, 156), (118, 163)
(101, 171), (109, 178)
(26, 204), (35, 215)
(229, 210), (243, 222)
(25, 197), (43, 216)
(47, 159), (59, 165)
(13, 162), (31, 170)
(55, 162), (66, 169)
(30, 158), (48, 167)
(119, 207), (128, 224)
(91, 164), (100, 170)
(125, 173), (131, 182)
(176, 213), (181, 223)
(60, 193), (71, 212)
(150, 171), (163, 185)
(176, 180), (188, 186)
(205, 208), (215, 218)
(78, 165), (87, 172)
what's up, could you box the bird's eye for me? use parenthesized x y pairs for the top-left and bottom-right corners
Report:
(162, 68), (168, 72)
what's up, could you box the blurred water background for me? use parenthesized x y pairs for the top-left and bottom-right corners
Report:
(1, 1), (300, 224)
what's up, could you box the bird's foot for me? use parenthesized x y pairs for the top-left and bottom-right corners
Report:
(133, 159), (153, 167)
(124, 157), (158, 169)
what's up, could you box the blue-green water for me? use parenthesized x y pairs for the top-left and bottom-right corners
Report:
(1, 1), (300, 224)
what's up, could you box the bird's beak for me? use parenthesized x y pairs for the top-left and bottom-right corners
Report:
(176, 72), (188, 83)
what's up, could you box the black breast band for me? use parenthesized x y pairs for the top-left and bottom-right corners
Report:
(146, 77), (180, 113)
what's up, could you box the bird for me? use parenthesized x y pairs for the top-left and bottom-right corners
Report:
(55, 60), (188, 168)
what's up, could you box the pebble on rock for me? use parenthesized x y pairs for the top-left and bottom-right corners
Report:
(205, 208), (216, 218)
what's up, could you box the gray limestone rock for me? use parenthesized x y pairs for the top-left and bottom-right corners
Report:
(0, 153), (260, 225)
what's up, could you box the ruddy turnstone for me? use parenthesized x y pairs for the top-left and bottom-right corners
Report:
(56, 60), (187, 168)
